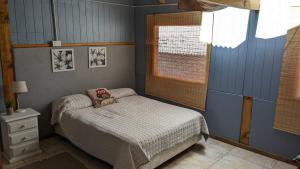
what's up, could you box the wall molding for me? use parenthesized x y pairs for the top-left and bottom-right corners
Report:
(13, 42), (135, 48)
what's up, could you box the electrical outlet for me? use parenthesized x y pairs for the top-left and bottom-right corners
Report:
(52, 41), (62, 47)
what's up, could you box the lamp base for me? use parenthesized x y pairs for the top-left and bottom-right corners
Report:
(16, 109), (26, 113)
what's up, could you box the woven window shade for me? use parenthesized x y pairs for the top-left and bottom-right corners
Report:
(154, 26), (207, 83)
(274, 25), (300, 135)
(145, 12), (211, 110)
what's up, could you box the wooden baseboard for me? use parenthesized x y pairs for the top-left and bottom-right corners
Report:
(12, 42), (135, 48)
(209, 135), (299, 167)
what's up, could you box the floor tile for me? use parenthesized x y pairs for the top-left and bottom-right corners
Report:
(9, 136), (297, 169)
(158, 142), (226, 169)
(209, 155), (269, 169)
(228, 147), (277, 168)
(23, 152), (49, 165)
(2, 160), (26, 169)
(40, 136), (67, 155)
(272, 161), (297, 169)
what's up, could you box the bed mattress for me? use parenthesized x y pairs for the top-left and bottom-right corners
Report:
(55, 95), (209, 169)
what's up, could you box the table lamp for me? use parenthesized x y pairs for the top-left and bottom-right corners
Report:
(12, 81), (28, 113)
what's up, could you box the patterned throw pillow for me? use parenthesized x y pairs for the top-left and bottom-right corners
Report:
(86, 88), (117, 108)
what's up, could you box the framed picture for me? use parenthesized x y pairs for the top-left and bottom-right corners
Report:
(89, 47), (107, 68)
(51, 49), (75, 72)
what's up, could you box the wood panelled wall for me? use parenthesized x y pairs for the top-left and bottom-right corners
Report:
(135, 1), (300, 158)
(206, 11), (300, 159)
(8, 0), (135, 45)
(243, 13), (285, 102)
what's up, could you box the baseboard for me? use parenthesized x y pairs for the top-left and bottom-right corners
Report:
(209, 135), (299, 167)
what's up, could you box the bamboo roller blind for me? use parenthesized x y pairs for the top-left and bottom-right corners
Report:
(274, 25), (300, 135)
(145, 12), (211, 110)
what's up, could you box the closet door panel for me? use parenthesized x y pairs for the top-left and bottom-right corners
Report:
(249, 99), (300, 158)
(205, 90), (244, 141)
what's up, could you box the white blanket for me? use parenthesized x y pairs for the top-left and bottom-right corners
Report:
(56, 95), (209, 169)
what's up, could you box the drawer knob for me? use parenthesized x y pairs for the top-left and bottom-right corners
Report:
(19, 125), (25, 129)
(21, 137), (27, 141)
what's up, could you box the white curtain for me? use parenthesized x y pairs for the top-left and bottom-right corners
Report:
(212, 7), (250, 48)
(200, 12), (214, 44)
(256, 0), (300, 39)
(200, 7), (250, 48)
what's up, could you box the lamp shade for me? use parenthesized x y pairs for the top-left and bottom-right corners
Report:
(13, 81), (28, 93)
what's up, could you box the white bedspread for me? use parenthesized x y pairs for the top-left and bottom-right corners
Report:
(57, 95), (209, 169)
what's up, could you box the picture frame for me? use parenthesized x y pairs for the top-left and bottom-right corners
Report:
(88, 47), (107, 68)
(51, 49), (75, 72)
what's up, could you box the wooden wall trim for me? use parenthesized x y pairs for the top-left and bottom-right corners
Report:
(12, 42), (135, 48)
(210, 135), (300, 167)
(0, 0), (16, 108)
(240, 96), (253, 145)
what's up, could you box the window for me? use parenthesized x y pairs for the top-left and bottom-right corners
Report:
(145, 12), (211, 110)
(153, 26), (208, 84)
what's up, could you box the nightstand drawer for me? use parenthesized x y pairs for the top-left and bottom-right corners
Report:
(9, 129), (38, 145)
(10, 140), (39, 157)
(8, 118), (38, 133)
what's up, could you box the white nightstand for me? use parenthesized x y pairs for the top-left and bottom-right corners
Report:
(0, 108), (42, 163)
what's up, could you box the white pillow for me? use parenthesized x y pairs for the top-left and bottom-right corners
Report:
(109, 88), (137, 99)
(51, 94), (92, 125)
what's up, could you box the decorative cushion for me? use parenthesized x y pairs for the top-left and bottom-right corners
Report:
(51, 94), (93, 125)
(86, 88), (117, 108)
(109, 88), (137, 99)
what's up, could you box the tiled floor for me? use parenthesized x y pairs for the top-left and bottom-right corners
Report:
(2, 136), (297, 169)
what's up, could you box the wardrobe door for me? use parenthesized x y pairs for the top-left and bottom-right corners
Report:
(205, 90), (243, 141)
(205, 23), (248, 141)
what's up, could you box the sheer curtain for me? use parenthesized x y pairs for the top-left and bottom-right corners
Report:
(256, 0), (300, 39)
(197, 7), (250, 48)
(212, 7), (250, 48)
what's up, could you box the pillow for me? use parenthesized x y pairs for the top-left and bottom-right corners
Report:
(86, 88), (117, 108)
(51, 94), (92, 125)
(109, 88), (137, 99)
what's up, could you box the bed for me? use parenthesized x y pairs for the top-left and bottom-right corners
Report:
(51, 88), (209, 169)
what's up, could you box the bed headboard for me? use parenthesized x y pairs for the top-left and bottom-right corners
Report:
(13, 45), (135, 138)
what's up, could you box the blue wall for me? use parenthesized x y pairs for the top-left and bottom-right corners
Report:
(134, 1), (300, 159)
(2, 0), (300, 159)
(8, 0), (135, 44)
(1, 0), (135, 112)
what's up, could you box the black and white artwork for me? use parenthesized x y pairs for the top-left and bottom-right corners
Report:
(51, 49), (75, 72)
(89, 47), (107, 68)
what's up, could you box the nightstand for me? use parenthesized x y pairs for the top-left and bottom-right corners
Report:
(0, 108), (42, 163)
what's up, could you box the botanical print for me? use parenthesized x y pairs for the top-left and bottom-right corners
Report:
(51, 49), (75, 72)
(89, 47), (107, 68)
